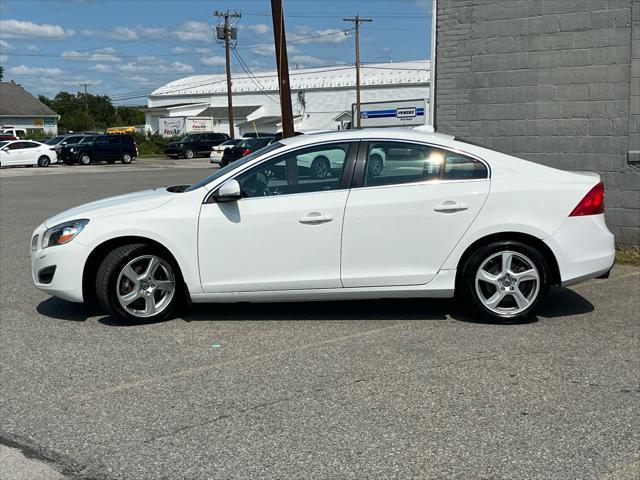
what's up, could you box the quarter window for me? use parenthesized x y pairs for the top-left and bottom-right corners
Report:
(235, 142), (352, 198)
(363, 141), (487, 187)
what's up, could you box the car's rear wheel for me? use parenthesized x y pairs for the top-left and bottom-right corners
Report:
(183, 149), (194, 159)
(310, 155), (330, 179)
(37, 155), (50, 167)
(96, 243), (182, 324)
(79, 154), (91, 165)
(121, 152), (133, 164)
(368, 153), (384, 176)
(460, 241), (549, 323)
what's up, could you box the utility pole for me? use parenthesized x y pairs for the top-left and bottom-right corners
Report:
(79, 82), (91, 131)
(343, 15), (372, 128)
(214, 10), (241, 138)
(270, 0), (295, 139)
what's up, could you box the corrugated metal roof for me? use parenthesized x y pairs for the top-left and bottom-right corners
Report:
(0, 82), (59, 117)
(198, 105), (261, 118)
(150, 61), (430, 97)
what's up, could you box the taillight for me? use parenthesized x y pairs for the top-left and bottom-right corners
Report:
(569, 182), (604, 216)
(241, 148), (251, 157)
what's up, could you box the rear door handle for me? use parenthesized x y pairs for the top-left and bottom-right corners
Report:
(299, 213), (333, 224)
(433, 201), (469, 213)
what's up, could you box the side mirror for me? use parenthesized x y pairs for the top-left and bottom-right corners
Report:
(214, 179), (242, 202)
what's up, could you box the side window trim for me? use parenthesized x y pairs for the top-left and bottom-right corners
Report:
(351, 139), (490, 189)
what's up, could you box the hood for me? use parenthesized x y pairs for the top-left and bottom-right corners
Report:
(45, 188), (176, 227)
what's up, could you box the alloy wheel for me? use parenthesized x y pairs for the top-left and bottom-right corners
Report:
(116, 255), (176, 318)
(474, 250), (540, 317)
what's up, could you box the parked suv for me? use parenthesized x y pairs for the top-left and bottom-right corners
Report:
(62, 134), (138, 165)
(164, 132), (229, 159)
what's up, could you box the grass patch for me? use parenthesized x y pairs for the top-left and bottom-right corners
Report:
(616, 247), (640, 266)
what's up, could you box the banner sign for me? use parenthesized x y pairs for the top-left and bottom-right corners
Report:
(159, 117), (185, 137)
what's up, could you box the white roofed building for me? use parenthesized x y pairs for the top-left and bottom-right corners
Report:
(145, 61), (430, 136)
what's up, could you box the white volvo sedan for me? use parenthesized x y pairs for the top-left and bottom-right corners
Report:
(31, 129), (615, 323)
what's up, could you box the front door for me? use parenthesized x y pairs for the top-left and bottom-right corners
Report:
(198, 141), (357, 292)
(341, 141), (490, 287)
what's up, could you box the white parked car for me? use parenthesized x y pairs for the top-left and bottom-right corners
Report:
(210, 138), (243, 165)
(0, 140), (58, 167)
(31, 129), (615, 324)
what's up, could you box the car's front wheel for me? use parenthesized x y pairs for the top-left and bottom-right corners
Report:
(460, 241), (549, 323)
(310, 155), (330, 179)
(96, 243), (182, 323)
(183, 149), (194, 159)
(79, 154), (91, 165)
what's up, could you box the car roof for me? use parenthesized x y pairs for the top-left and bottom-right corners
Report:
(278, 128), (456, 148)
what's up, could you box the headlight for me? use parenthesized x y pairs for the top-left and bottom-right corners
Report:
(70, 148), (75, 152)
(42, 219), (89, 248)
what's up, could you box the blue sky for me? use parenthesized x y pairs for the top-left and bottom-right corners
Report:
(0, 0), (432, 104)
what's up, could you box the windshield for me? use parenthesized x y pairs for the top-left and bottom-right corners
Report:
(185, 141), (284, 192)
(45, 136), (66, 145)
(181, 134), (198, 142)
(80, 136), (96, 144)
(221, 139), (240, 147)
(0, 141), (9, 148)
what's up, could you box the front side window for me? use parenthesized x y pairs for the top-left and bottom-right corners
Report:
(363, 141), (487, 187)
(235, 142), (353, 198)
(108, 136), (121, 145)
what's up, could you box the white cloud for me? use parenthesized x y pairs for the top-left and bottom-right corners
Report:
(174, 21), (212, 42)
(250, 44), (275, 57)
(289, 27), (350, 44)
(290, 55), (326, 67)
(109, 26), (138, 40)
(202, 56), (225, 66)
(125, 75), (155, 85)
(61, 48), (121, 62)
(172, 46), (189, 54)
(0, 39), (13, 50)
(8, 65), (65, 76)
(0, 20), (74, 39)
(26, 44), (39, 52)
(0, 54), (7, 63)
(95, 60), (194, 74)
(248, 24), (270, 35)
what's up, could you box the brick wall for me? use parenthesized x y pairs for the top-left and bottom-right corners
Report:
(435, 0), (640, 246)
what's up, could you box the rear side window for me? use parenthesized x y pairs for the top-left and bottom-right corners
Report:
(108, 137), (121, 145)
(363, 141), (488, 187)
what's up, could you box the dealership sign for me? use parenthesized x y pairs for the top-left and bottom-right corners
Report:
(355, 99), (428, 128)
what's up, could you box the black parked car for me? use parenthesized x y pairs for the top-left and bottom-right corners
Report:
(220, 136), (277, 167)
(164, 132), (229, 159)
(61, 134), (138, 165)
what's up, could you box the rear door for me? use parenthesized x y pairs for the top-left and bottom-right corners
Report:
(93, 137), (110, 161)
(341, 140), (490, 287)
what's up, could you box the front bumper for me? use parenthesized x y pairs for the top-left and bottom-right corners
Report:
(544, 214), (615, 287)
(31, 227), (90, 303)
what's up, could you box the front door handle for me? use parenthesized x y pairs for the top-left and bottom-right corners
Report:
(433, 201), (469, 213)
(299, 213), (333, 224)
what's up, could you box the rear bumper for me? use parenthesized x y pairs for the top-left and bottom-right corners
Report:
(544, 214), (615, 287)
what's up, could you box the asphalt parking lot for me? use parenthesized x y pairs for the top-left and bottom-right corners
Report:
(0, 163), (639, 480)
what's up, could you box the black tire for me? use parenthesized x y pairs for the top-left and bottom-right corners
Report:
(121, 152), (133, 164)
(183, 149), (194, 160)
(96, 243), (183, 324)
(79, 153), (91, 165)
(310, 155), (330, 179)
(459, 240), (550, 324)
(37, 155), (50, 167)
(368, 153), (384, 176)
(106, 159), (116, 164)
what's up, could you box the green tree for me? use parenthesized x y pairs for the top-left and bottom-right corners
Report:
(0, 65), (4, 81)
(39, 91), (145, 132)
